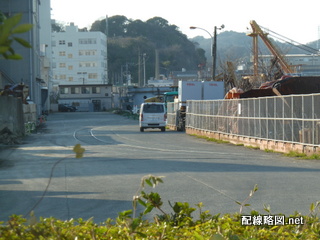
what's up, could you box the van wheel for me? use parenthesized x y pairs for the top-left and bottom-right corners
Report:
(140, 127), (144, 132)
(161, 127), (165, 132)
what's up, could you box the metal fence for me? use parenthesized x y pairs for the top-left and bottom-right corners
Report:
(167, 102), (178, 126)
(169, 94), (320, 146)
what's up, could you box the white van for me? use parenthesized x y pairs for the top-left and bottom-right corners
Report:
(139, 102), (167, 132)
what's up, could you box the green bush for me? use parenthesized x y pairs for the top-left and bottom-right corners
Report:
(1, 148), (319, 239)
(0, 12), (32, 60)
(0, 175), (319, 239)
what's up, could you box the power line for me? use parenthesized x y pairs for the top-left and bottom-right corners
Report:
(260, 26), (319, 54)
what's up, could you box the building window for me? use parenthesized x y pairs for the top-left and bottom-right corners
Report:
(68, 65), (73, 70)
(79, 50), (97, 56)
(92, 87), (100, 94)
(68, 42), (72, 47)
(59, 63), (66, 68)
(59, 75), (66, 80)
(59, 51), (66, 56)
(59, 40), (65, 45)
(81, 87), (90, 94)
(60, 87), (69, 94)
(88, 73), (97, 79)
(68, 54), (73, 58)
(79, 62), (97, 68)
(79, 38), (97, 44)
(87, 50), (96, 55)
(68, 77), (73, 81)
(71, 87), (80, 94)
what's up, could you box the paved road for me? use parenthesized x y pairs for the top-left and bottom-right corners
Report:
(0, 112), (319, 222)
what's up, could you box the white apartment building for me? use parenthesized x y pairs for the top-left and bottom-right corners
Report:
(52, 23), (108, 87)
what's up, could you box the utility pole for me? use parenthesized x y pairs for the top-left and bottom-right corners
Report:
(104, 15), (109, 84)
(143, 53), (146, 86)
(212, 26), (217, 80)
(155, 49), (159, 79)
(190, 24), (224, 80)
(138, 50), (141, 86)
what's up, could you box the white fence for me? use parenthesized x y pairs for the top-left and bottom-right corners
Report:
(166, 102), (178, 127)
(168, 94), (320, 146)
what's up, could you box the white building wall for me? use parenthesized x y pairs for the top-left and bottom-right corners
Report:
(0, 0), (43, 114)
(52, 23), (107, 86)
(39, 0), (52, 112)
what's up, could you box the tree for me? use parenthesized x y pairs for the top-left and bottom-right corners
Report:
(90, 16), (206, 83)
(90, 19), (105, 33)
(126, 20), (148, 37)
(108, 15), (130, 37)
(51, 21), (65, 32)
(146, 17), (170, 28)
(0, 12), (32, 60)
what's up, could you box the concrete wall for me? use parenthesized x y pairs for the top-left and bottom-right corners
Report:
(186, 128), (320, 156)
(23, 103), (37, 123)
(0, 96), (24, 136)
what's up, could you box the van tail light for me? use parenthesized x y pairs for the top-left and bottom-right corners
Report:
(164, 113), (167, 121)
(141, 113), (143, 121)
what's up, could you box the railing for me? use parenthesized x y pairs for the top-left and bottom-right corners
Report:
(166, 102), (177, 127)
(168, 94), (320, 146)
(0, 69), (15, 85)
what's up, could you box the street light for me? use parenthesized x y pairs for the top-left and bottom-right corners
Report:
(190, 24), (224, 80)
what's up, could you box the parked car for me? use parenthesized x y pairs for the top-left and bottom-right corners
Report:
(58, 104), (77, 112)
(139, 102), (166, 132)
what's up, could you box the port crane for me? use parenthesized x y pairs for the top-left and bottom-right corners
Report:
(247, 20), (296, 83)
(225, 20), (320, 99)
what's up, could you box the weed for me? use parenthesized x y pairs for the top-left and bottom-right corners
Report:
(264, 149), (274, 153)
(284, 151), (320, 160)
(285, 151), (307, 158)
(189, 134), (230, 144)
(245, 145), (260, 150)
(236, 184), (258, 214)
(306, 154), (320, 160)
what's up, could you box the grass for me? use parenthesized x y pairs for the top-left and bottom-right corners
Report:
(285, 151), (320, 160)
(189, 134), (320, 160)
(235, 143), (244, 146)
(244, 145), (260, 150)
(189, 134), (230, 144)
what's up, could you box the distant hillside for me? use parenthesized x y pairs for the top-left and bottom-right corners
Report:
(191, 31), (319, 65)
(191, 31), (251, 63)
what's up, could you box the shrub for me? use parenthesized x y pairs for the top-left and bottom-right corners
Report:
(0, 175), (319, 239)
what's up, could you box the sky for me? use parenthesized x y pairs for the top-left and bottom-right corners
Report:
(51, 0), (320, 45)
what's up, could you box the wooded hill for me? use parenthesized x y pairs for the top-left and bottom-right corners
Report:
(89, 16), (206, 84)
(53, 16), (319, 85)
